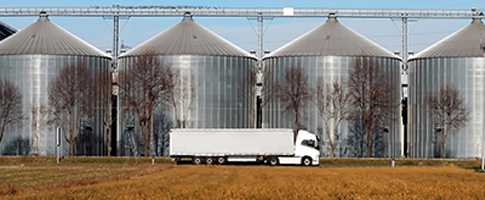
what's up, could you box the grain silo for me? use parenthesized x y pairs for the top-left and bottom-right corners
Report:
(408, 18), (485, 158)
(117, 13), (257, 156)
(262, 15), (402, 157)
(0, 13), (112, 156)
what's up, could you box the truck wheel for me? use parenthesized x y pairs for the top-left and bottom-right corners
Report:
(206, 157), (214, 165)
(193, 157), (203, 165)
(268, 157), (279, 166)
(302, 157), (312, 166)
(174, 158), (181, 165)
(217, 157), (226, 165)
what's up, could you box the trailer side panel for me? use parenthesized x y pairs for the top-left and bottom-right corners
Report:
(169, 129), (294, 157)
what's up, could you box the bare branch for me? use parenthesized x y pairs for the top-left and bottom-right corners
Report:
(119, 55), (177, 157)
(47, 60), (94, 155)
(347, 60), (394, 157)
(0, 80), (23, 144)
(272, 67), (311, 140)
(427, 84), (469, 158)
(168, 69), (194, 128)
(314, 79), (352, 157)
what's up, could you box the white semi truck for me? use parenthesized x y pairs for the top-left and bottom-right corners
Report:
(169, 129), (320, 166)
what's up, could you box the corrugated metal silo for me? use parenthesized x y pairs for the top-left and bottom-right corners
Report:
(0, 13), (112, 155)
(408, 18), (485, 158)
(263, 16), (402, 157)
(118, 13), (257, 156)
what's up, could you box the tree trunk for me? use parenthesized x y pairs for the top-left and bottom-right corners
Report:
(366, 125), (373, 157)
(330, 144), (336, 157)
(435, 131), (442, 158)
(141, 116), (154, 157)
(359, 114), (365, 157)
(0, 124), (6, 145)
(142, 122), (151, 157)
(69, 139), (75, 156)
(293, 107), (300, 141)
(441, 125), (448, 158)
(330, 126), (339, 157)
(324, 121), (337, 158)
(68, 122), (78, 156)
(31, 108), (39, 155)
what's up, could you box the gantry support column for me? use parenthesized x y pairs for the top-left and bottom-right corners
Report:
(112, 6), (121, 156)
(400, 15), (409, 158)
(401, 16), (408, 67)
(256, 13), (264, 61)
(112, 15), (120, 68)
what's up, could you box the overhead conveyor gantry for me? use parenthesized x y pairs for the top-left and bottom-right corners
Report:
(0, 6), (483, 65)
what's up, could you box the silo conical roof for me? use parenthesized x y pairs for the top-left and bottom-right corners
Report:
(266, 16), (398, 59)
(120, 14), (254, 58)
(0, 21), (15, 41)
(0, 14), (110, 58)
(411, 18), (485, 60)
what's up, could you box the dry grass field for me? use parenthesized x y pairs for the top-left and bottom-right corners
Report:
(0, 157), (484, 200)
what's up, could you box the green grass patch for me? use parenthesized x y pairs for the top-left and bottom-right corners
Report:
(319, 157), (481, 169)
(0, 156), (480, 170)
(0, 156), (174, 166)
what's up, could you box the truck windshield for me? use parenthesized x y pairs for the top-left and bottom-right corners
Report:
(301, 139), (318, 150)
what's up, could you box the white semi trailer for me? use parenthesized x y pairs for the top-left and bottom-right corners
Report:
(169, 129), (320, 166)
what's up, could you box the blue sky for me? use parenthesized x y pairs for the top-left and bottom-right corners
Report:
(1, 0), (484, 54)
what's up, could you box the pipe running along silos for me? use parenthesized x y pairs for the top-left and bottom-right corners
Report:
(0, 13), (112, 156)
(408, 18), (485, 158)
(117, 13), (257, 156)
(262, 16), (402, 157)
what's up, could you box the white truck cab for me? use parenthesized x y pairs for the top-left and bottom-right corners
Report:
(277, 130), (320, 166)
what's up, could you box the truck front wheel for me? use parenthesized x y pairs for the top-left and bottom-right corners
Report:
(268, 157), (279, 166)
(302, 157), (312, 166)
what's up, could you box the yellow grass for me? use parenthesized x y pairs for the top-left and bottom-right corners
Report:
(1, 162), (484, 200)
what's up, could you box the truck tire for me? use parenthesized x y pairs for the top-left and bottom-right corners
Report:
(174, 157), (181, 165)
(193, 157), (203, 165)
(206, 157), (214, 165)
(302, 157), (312, 166)
(268, 157), (279, 166)
(217, 157), (226, 165)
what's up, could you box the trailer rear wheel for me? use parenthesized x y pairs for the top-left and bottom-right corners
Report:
(217, 157), (226, 165)
(206, 157), (214, 165)
(268, 157), (279, 166)
(302, 157), (312, 166)
(193, 157), (203, 165)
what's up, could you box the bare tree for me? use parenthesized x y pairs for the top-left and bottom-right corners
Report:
(31, 105), (49, 155)
(315, 80), (352, 157)
(273, 67), (311, 140)
(347, 60), (393, 157)
(96, 71), (112, 155)
(119, 55), (176, 157)
(248, 65), (259, 127)
(427, 85), (469, 158)
(0, 80), (23, 145)
(153, 110), (172, 156)
(48, 62), (95, 156)
(169, 70), (193, 128)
